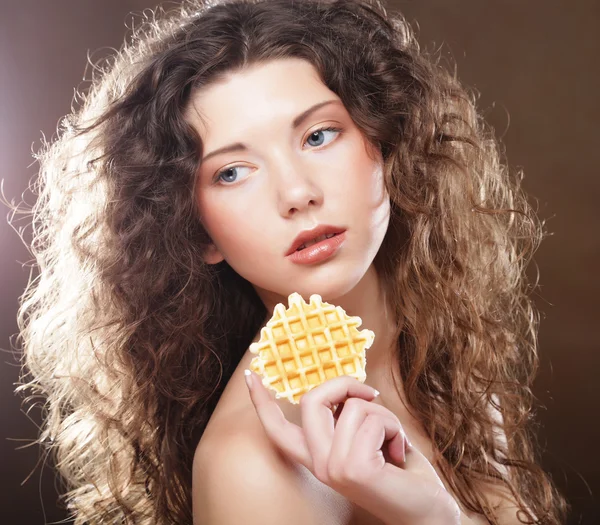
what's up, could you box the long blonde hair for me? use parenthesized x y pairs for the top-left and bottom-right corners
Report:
(11, 0), (567, 523)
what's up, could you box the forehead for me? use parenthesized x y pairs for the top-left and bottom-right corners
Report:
(185, 58), (339, 137)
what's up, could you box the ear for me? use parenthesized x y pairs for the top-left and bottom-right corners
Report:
(202, 243), (225, 265)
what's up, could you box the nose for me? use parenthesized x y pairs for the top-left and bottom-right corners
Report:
(275, 162), (324, 217)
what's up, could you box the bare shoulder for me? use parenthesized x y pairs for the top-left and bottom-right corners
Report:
(192, 353), (353, 525)
(192, 406), (319, 525)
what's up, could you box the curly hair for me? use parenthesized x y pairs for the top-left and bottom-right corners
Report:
(9, 0), (568, 523)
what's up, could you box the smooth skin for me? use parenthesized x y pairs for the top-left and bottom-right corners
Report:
(245, 371), (461, 525)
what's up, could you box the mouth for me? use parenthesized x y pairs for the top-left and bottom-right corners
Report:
(295, 232), (341, 252)
(286, 225), (346, 256)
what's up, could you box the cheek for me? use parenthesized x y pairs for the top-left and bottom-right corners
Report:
(350, 148), (390, 236)
(198, 193), (263, 255)
(335, 135), (385, 197)
(348, 148), (388, 211)
(370, 166), (389, 209)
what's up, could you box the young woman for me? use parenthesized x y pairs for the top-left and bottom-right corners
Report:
(13, 0), (568, 523)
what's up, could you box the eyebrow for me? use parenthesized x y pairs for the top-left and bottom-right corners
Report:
(200, 99), (342, 163)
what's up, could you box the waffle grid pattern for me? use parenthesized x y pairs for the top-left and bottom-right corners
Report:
(249, 293), (374, 403)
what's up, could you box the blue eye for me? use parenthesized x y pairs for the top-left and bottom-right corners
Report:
(214, 126), (342, 185)
(214, 165), (253, 185)
(304, 126), (341, 148)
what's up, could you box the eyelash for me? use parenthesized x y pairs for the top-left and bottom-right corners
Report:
(212, 126), (343, 185)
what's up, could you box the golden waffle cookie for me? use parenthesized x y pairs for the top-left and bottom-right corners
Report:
(249, 292), (375, 404)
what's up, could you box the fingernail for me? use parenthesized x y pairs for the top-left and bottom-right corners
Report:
(372, 389), (380, 397)
(244, 369), (253, 389)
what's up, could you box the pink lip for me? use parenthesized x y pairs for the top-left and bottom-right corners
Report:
(285, 224), (346, 256)
(286, 231), (346, 265)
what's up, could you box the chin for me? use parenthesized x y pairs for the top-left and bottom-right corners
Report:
(290, 272), (368, 304)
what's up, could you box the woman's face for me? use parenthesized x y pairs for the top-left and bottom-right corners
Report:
(188, 58), (390, 302)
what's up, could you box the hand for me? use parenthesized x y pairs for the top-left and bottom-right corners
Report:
(245, 371), (461, 525)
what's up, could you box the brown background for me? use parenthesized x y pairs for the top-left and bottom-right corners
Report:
(1, 1), (597, 523)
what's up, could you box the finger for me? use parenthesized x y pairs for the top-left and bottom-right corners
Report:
(351, 413), (406, 468)
(329, 398), (407, 469)
(332, 401), (345, 419)
(299, 376), (379, 478)
(245, 370), (312, 468)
